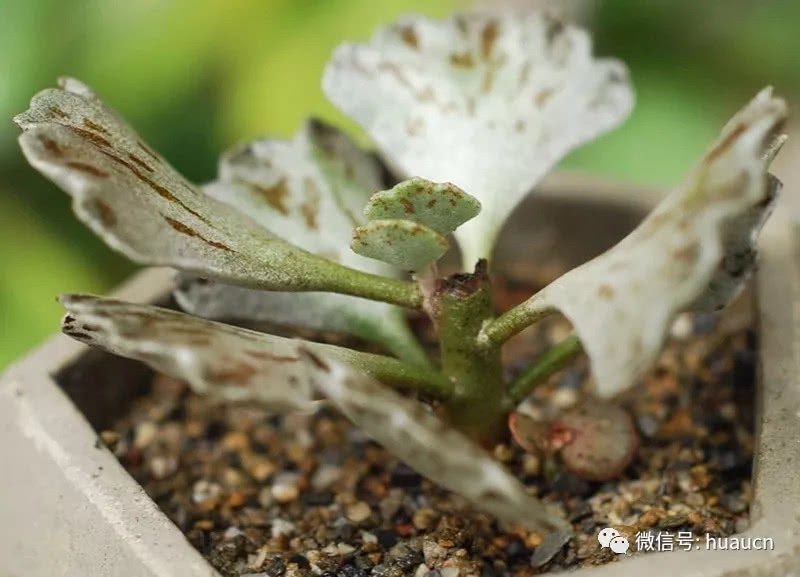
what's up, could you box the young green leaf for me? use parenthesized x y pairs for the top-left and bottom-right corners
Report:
(304, 350), (570, 533)
(488, 88), (787, 397)
(15, 79), (419, 307)
(364, 177), (481, 234)
(323, 11), (633, 268)
(352, 219), (449, 271)
(174, 119), (428, 364)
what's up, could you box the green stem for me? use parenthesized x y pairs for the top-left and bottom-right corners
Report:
(507, 334), (583, 404)
(316, 342), (452, 398)
(479, 289), (554, 348)
(436, 261), (507, 444)
(315, 261), (422, 309)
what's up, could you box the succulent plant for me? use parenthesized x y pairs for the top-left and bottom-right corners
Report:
(15, 11), (786, 534)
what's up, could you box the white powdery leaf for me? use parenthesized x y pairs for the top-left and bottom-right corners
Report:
(61, 294), (322, 411)
(522, 88), (786, 397)
(174, 120), (414, 354)
(308, 352), (569, 533)
(323, 11), (633, 267)
(15, 78), (348, 292)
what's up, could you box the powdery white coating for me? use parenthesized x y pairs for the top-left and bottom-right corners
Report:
(14, 79), (353, 292)
(523, 89), (786, 397)
(60, 294), (320, 412)
(174, 119), (414, 353)
(323, 11), (633, 268)
(309, 354), (570, 533)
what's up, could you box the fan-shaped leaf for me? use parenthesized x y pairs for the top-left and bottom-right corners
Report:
(324, 11), (633, 267)
(175, 119), (427, 364)
(504, 89), (786, 397)
(15, 79), (415, 305)
(364, 177), (481, 234)
(60, 295), (449, 408)
(352, 219), (449, 271)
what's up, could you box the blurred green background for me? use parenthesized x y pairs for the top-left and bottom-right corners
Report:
(1, 0), (796, 367)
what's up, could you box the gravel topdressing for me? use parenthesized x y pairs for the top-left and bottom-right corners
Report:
(99, 284), (756, 577)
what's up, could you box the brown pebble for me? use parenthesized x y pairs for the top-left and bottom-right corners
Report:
(412, 507), (437, 530)
(346, 501), (372, 523)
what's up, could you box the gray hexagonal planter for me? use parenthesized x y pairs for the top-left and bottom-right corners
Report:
(1, 174), (798, 577)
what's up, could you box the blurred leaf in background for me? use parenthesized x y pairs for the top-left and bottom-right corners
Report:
(0, 0), (796, 367)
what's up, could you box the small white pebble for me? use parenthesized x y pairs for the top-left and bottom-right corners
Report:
(551, 387), (578, 408)
(271, 473), (300, 503)
(670, 313), (693, 339)
(440, 567), (460, 577)
(223, 526), (243, 539)
(361, 531), (378, 545)
(134, 421), (158, 448)
(311, 464), (341, 491)
(149, 456), (177, 480)
(192, 480), (222, 505)
(271, 518), (296, 538)
(414, 564), (430, 577)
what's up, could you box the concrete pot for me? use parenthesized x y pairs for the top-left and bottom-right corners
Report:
(1, 173), (798, 577)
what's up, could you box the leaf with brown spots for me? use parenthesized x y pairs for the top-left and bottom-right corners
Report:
(487, 89), (786, 397)
(175, 119), (428, 365)
(352, 219), (449, 271)
(59, 295), (447, 409)
(306, 350), (569, 533)
(324, 11), (633, 268)
(363, 177), (481, 235)
(15, 78), (415, 302)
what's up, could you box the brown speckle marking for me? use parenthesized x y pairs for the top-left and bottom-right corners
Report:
(38, 135), (63, 157)
(450, 52), (475, 68)
(127, 152), (154, 173)
(137, 140), (161, 162)
(427, 198), (437, 209)
(210, 362), (258, 384)
(399, 25), (419, 49)
(514, 119), (526, 133)
(544, 18), (565, 44)
(97, 149), (210, 225)
(535, 88), (554, 107)
(82, 117), (109, 135)
(400, 198), (415, 214)
(163, 216), (233, 252)
(67, 125), (112, 148)
(91, 200), (117, 227)
(378, 62), (413, 91)
(301, 178), (320, 229)
(253, 178), (289, 215)
(49, 106), (69, 119)
(480, 20), (499, 60)
(65, 161), (109, 177)
(598, 284), (614, 299)
(674, 242), (700, 264)
(247, 350), (301, 363)
(706, 123), (747, 162)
